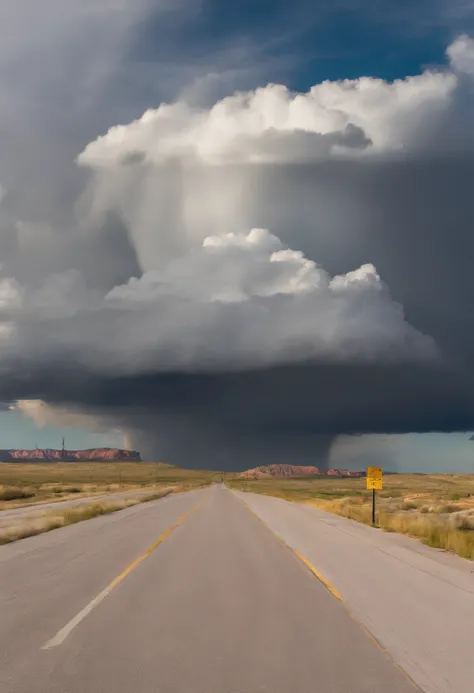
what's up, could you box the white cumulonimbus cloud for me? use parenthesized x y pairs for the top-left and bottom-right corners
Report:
(78, 69), (455, 168)
(1, 35), (473, 458)
(6, 39), (474, 376)
(1, 228), (436, 375)
(79, 35), (474, 171)
(75, 36), (474, 276)
(446, 34), (474, 75)
(0, 33), (471, 463)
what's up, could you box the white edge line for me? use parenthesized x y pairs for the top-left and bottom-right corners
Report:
(41, 495), (205, 650)
(42, 584), (115, 650)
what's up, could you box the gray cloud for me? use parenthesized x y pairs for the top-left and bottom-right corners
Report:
(1, 361), (472, 469)
(0, 25), (473, 469)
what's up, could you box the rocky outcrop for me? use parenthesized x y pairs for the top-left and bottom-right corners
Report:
(237, 464), (362, 479)
(72, 449), (141, 461)
(0, 448), (141, 462)
(326, 468), (362, 477)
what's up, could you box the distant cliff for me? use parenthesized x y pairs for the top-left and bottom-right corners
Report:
(0, 448), (141, 462)
(237, 464), (362, 479)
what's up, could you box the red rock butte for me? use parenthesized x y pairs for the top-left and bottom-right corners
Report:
(237, 464), (362, 479)
(0, 448), (141, 462)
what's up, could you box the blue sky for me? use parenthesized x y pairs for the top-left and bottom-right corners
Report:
(0, 0), (473, 469)
(129, 0), (474, 96)
(0, 410), (124, 451)
(330, 433), (474, 474)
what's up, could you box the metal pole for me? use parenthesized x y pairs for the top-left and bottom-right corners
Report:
(372, 487), (376, 525)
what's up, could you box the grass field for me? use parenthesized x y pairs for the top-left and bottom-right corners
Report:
(0, 488), (175, 545)
(227, 474), (474, 560)
(0, 462), (218, 544)
(0, 462), (218, 510)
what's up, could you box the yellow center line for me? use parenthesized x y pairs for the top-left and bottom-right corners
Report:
(292, 550), (343, 601)
(42, 497), (205, 650)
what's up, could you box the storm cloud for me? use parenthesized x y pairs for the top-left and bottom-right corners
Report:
(1, 31), (473, 469)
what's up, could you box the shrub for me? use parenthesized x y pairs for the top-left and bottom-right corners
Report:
(0, 488), (35, 501)
(438, 504), (458, 514)
(452, 514), (474, 531)
(55, 486), (82, 494)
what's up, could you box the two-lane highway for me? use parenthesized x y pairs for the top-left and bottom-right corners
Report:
(0, 484), (415, 693)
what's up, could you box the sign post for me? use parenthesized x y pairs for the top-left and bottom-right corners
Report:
(366, 466), (383, 526)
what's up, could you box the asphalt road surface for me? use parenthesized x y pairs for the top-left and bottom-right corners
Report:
(235, 490), (474, 693)
(0, 484), (449, 693)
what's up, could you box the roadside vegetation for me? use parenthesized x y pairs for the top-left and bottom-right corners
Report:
(0, 462), (217, 544)
(227, 474), (474, 560)
(0, 488), (177, 545)
(0, 462), (217, 511)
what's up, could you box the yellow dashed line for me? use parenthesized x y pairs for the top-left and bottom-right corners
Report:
(42, 496), (205, 649)
(105, 505), (200, 591)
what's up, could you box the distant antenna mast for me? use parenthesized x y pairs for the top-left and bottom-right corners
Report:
(61, 436), (65, 461)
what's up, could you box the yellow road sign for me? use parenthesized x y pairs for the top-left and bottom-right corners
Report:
(366, 466), (383, 490)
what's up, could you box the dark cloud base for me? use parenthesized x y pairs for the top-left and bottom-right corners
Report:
(2, 360), (472, 470)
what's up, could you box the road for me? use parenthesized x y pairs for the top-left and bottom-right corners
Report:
(0, 484), (466, 692)
(235, 489), (474, 693)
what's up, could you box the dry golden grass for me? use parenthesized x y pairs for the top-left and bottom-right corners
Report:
(0, 487), (177, 545)
(0, 462), (217, 510)
(227, 474), (474, 560)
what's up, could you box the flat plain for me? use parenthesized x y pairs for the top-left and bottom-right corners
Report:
(0, 462), (217, 543)
(0, 461), (217, 509)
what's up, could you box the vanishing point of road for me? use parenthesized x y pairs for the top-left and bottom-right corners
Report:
(1, 484), (472, 693)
